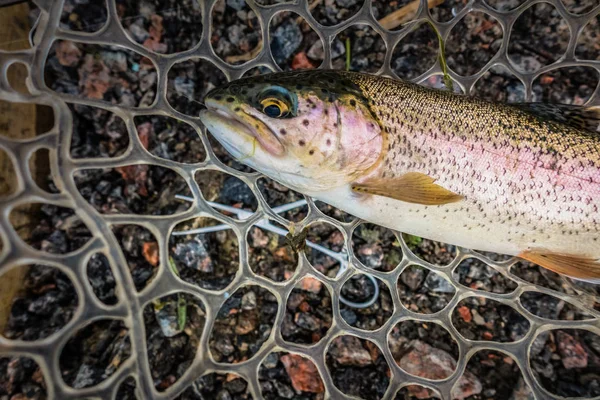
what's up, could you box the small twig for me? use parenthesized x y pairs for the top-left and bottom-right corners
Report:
(403, 17), (453, 91)
(378, 0), (445, 30)
(345, 38), (351, 71)
(428, 20), (454, 92)
(225, 40), (264, 64)
(296, 0), (323, 25)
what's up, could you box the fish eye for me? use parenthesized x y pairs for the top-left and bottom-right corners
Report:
(264, 103), (282, 118)
(256, 86), (297, 118)
(260, 98), (289, 118)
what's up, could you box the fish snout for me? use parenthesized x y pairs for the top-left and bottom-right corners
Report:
(203, 87), (230, 108)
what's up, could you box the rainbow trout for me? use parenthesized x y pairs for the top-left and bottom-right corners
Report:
(199, 70), (600, 280)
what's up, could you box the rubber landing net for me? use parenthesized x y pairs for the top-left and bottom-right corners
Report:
(0, 0), (599, 399)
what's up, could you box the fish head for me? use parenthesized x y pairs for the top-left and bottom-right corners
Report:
(199, 71), (385, 193)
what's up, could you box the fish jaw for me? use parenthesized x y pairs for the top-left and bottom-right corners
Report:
(201, 98), (285, 156)
(199, 108), (257, 160)
(199, 107), (346, 195)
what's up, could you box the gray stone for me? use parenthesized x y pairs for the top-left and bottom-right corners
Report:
(274, 381), (294, 398)
(271, 21), (302, 65)
(226, 0), (246, 11)
(241, 291), (257, 311)
(424, 272), (455, 293)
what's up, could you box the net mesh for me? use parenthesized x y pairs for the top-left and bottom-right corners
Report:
(0, 0), (599, 399)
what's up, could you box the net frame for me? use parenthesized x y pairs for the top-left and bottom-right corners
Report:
(0, 0), (599, 399)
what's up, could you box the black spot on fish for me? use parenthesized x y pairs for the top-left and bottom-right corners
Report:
(299, 140), (306, 146)
(234, 107), (241, 112)
(280, 128), (287, 135)
(227, 97), (235, 103)
(350, 99), (356, 107)
(326, 139), (331, 146)
(303, 119), (309, 126)
(309, 149), (315, 155)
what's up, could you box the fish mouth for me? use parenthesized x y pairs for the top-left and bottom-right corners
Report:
(201, 98), (284, 156)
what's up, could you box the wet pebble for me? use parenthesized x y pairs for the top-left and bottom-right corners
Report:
(224, 377), (247, 393)
(216, 389), (232, 400)
(557, 331), (588, 369)
(226, 0), (246, 11)
(329, 336), (372, 366)
(274, 381), (294, 398)
(271, 21), (302, 65)
(220, 176), (257, 209)
(424, 272), (455, 293)
(400, 266), (425, 291)
(287, 292), (305, 310)
(263, 352), (279, 369)
(307, 38), (345, 60)
(174, 238), (213, 273)
(249, 227), (270, 248)
(294, 312), (321, 331)
(357, 243), (384, 269)
(214, 337), (235, 356)
(340, 308), (357, 325)
(399, 340), (481, 399)
(154, 298), (183, 337)
(241, 291), (257, 311)
(234, 312), (258, 335)
(87, 254), (118, 305)
(280, 353), (324, 393)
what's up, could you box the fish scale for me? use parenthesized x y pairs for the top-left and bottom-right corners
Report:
(347, 74), (600, 255)
(200, 70), (600, 279)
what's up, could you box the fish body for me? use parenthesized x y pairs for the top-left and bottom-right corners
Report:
(199, 70), (600, 279)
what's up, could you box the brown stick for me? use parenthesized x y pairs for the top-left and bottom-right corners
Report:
(225, 40), (264, 64)
(378, 0), (445, 30)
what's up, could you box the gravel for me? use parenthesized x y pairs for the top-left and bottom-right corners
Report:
(3, 1), (599, 399)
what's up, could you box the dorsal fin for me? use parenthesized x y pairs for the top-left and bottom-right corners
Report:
(514, 103), (600, 133)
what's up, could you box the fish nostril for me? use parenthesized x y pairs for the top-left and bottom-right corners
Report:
(204, 86), (225, 101)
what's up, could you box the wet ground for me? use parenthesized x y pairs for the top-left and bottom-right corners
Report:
(2, 0), (600, 399)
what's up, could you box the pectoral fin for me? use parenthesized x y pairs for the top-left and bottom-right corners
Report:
(351, 172), (463, 205)
(519, 250), (600, 279)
